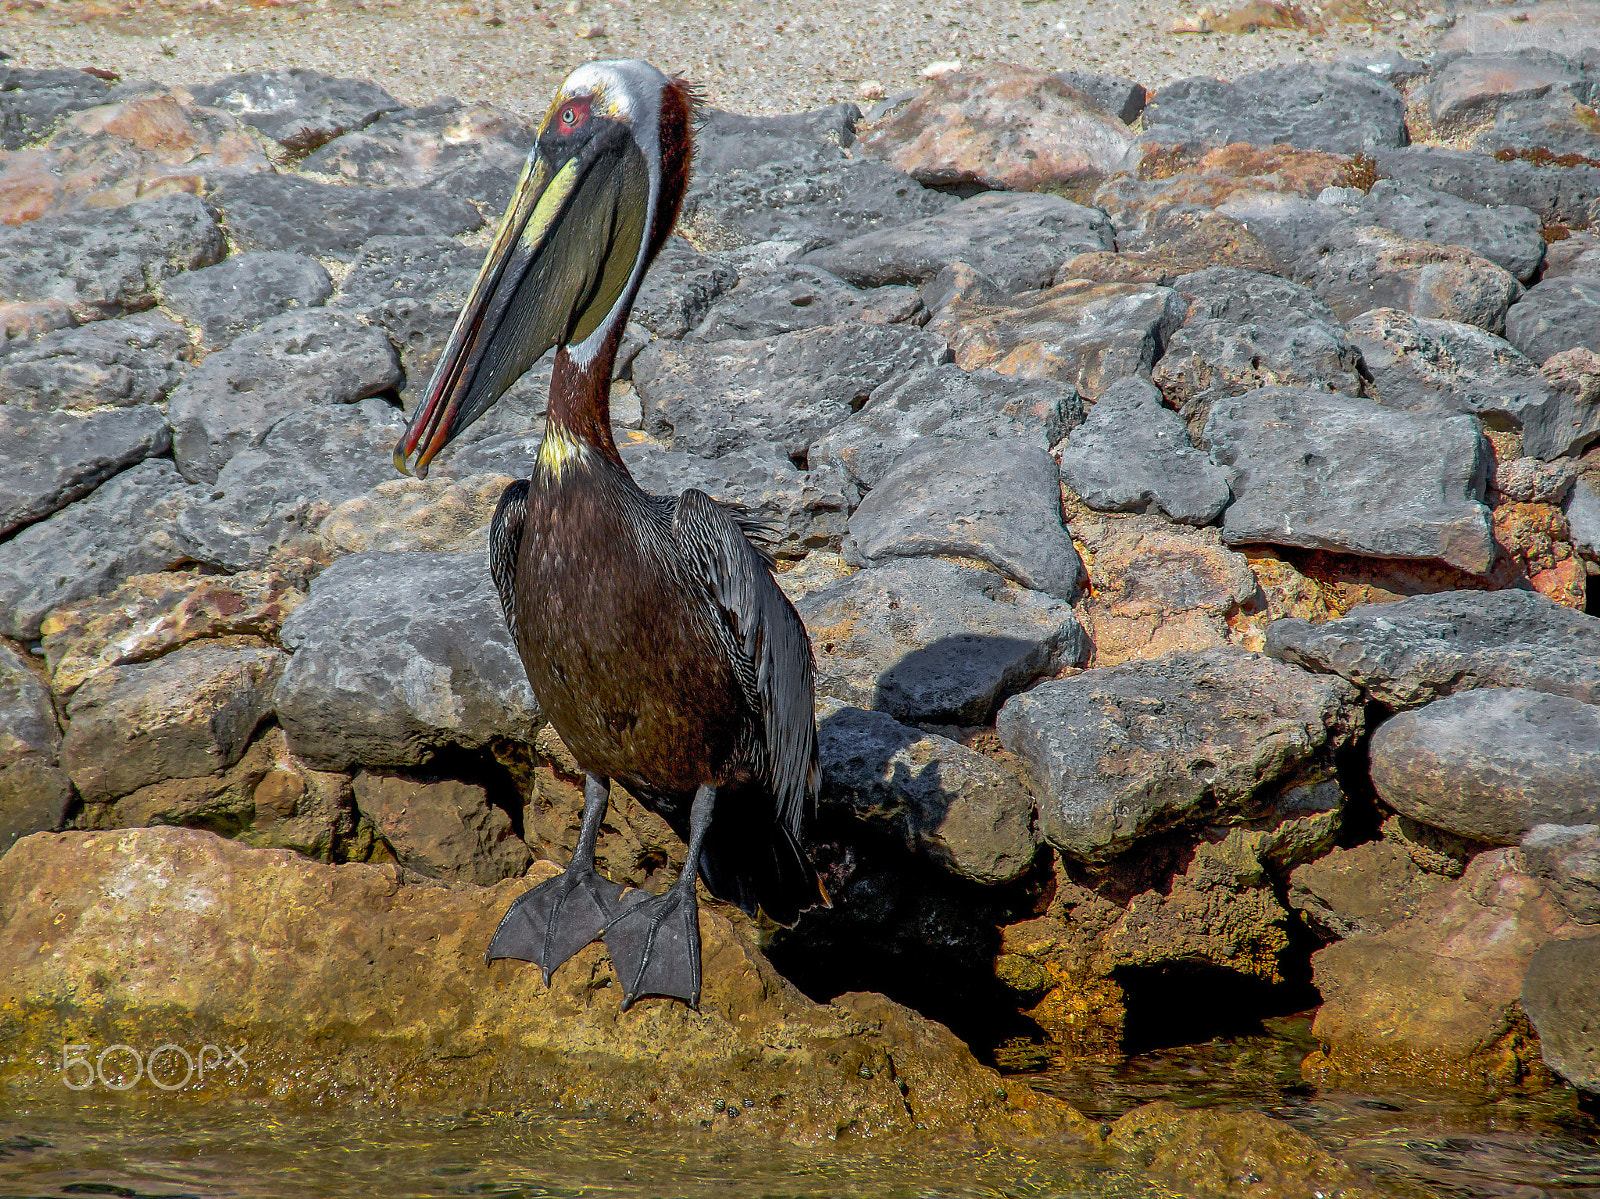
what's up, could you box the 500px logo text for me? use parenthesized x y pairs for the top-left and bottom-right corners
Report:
(61, 1043), (247, 1091)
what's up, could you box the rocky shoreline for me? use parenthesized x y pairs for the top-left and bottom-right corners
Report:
(3, 3), (1600, 1188)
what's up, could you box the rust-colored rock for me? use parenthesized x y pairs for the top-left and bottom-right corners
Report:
(351, 770), (531, 886)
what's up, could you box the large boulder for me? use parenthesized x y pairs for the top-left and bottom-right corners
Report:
(1522, 934), (1600, 1095)
(1360, 181), (1545, 282)
(0, 312), (192, 411)
(1506, 275), (1600, 366)
(214, 174), (482, 260)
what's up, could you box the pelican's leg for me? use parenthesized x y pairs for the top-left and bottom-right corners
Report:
(486, 774), (641, 984)
(603, 783), (713, 1010)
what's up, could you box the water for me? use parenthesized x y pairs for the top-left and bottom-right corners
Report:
(2, 1017), (1596, 1199)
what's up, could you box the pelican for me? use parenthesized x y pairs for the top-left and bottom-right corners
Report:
(392, 60), (825, 1009)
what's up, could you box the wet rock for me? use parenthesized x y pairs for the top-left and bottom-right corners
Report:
(158, 251), (332, 349)
(845, 438), (1081, 601)
(998, 646), (1360, 860)
(175, 399), (405, 572)
(215, 174), (482, 261)
(1289, 839), (1454, 939)
(630, 237), (740, 341)
(690, 265), (922, 343)
(39, 569), (303, 699)
(794, 557), (1085, 724)
(1054, 68), (1147, 125)
(0, 459), (198, 640)
(1058, 377), (1231, 525)
(59, 639), (284, 805)
(1305, 848), (1583, 1090)
(1204, 387), (1495, 575)
(801, 192), (1114, 294)
(1523, 934), (1600, 1095)
(351, 772), (529, 885)
(0, 312), (190, 411)
(275, 550), (539, 769)
(167, 309), (400, 484)
(811, 364), (1079, 492)
(0, 642), (72, 854)
(1426, 52), (1590, 137)
(857, 64), (1134, 193)
(1294, 224), (1523, 333)
(0, 192), (226, 321)
(0, 406), (172, 537)
(1138, 62), (1406, 155)
(319, 473), (510, 556)
(939, 280), (1184, 398)
(1373, 144), (1600, 230)
(1506, 275), (1600, 366)
(1265, 587), (1600, 708)
(635, 322), (948, 462)
(817, 705), (1038, 885)
(190, 68), (403, 154)
(1523, 823), (1600, 925)
(0, 828), (1088, 1138)
(1370, 688), (1600, 846)
(0, 66), (115, 150)
(1359, 180), (1545, 282)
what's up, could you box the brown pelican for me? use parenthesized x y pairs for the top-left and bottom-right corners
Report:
(392, 60), (824, 1008)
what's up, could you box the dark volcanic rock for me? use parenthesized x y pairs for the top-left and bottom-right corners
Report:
(0, 459), (198, 640)
(1522, 935), (1600, 1095)
(818, 704), (1039, 885)
(802, 191), (1115, 294)
(0, 641), (72, 854)
(1505, 275), (1600, 366)
(1425, 51), (1590, 136)
(1360, 181), (1545, 282)
(811, 364), (1080, 491)
(0, 406), (172, 537)
(1054, 68), (1148, 125)
(997, 647), (1361, 860)
(1058, 376), (1232, 525)
(691, 265), (923, 343)
(0, 193), (226, 321)
(692, 104), (858, 178)
(1, 66), (115, 150)
(1265, 588), (1600, 709)
(1204, 387), (1495, 574)
(158, 251), (332, 349)
(794, 557), (1086, 724)
(1370, 688), (1600, 845)
(632, 238), (740, 340)
(1523, 824), (1600, 925)
(1374, 145), (1600, 230)
(215, 175), (482, 261)
(189, 68), (403, 153)
(845, 437), (1082, 601)
(0, 313), (190, 410)
(1138, 62), (1406, 155)
(1475, 89), (1600, 161)
(275, 551), (540, 769)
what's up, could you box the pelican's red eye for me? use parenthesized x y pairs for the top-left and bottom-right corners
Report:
(556, 99), (589, 134)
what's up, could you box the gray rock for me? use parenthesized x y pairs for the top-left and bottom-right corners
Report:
(1058, 376), (1232, 525)
(632, 237), (740, 340)
(691, 265), (924, 343)
(1370, 688), (1600, 846)
(176, 399), (406, 572)
(1570, 475), (1600, 558)
(1523, 824), (1600, 925)
(190, 68), (403, 153)
(1506, 275), (1600, 365)
(0, 641), (72, 853)
(214, 175), (482, 261)
(59, 640), (285, 804)
(1349, 308), (1600, 460)
(801, 191), (1115, 294)
(0, 313), (190, 410)
(817, 704), (1039, 885)
(1138, 62), (1406, 154)
(1053, 68), (1148, 125)
(0, 406), (172, 537)
(1475, 88), (1600, 160)
(0, 193), (226, 321)
(636, 322), (949, 462)
(811, 364), (1081, 491)
(845, 437), (1081, 601)
(167, 309), (400, 483)
(1495, 455), (1581, 505)
(1265, 588), (1600, 709)
(1545, 231), (1600, 281)
(0, 66), (115, 150)
(0, 459), (198, 640)
(1425, 52), (1590, 135)
(158, 251), (332, 349)
(275, 550), (540, 769)
(1522, 934), (1600, 1095)
(1204, 387), (1495, 575)
(794, 557), (1086, 724)
(997, 646), (1361, 860)
(692, 104), (858, 179)
(351, 772), (530, 886)
(1374, 145), (1600, 230)
(1214, 192), (1355, 274)
(1360, 180), (1545, 282)
(1172, 265), (1340, 326)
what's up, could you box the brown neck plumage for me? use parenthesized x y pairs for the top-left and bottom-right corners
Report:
(546, 324), (626, 468)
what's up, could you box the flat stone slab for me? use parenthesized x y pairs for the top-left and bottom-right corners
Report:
(1370, 688), (1600, 845)
(158, 251), (332, 349)
(214, 174), (482, 261)
(1204, 386), (1496, 574)
(275, 550), (540, 769)
(0, 406), (172, 537)
(1506, 275), (1600, 366)
(845, 438), (1082, 601)
(1373, 144), (1600, 230)
(690, 265), (923, 343)
(794, 557), (1086, 724)
(817, 704), (1039, 885)
(0, 313), (191, 411)
(190, 68), (404, 153)
(1523, 934), (1600, 1096)
(1265, 587), (1600, 708)
(997, 646), (1361, 860)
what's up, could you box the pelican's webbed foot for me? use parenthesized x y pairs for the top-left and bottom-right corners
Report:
(603, 884), (702, 1009)
(486, 864), (641, 984)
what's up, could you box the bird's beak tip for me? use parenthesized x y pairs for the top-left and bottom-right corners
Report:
(393, 446), (413, 478)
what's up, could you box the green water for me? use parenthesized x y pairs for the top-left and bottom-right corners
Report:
(2, 1017), (1596, 1198)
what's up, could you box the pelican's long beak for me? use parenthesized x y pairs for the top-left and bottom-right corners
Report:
(393, 122), (651, 478)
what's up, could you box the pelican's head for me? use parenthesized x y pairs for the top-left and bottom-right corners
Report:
(395, 60), (696, 477)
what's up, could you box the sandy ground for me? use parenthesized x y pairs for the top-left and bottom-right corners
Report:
(4, 0), (1462, 121)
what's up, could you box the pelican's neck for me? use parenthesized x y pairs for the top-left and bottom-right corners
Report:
(541, 319), (627, 475)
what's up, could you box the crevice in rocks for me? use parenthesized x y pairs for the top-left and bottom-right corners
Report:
(921, 180), (991, 200)
(416, 740), (529, 842)
(1330, 700), (1389, 850)
(1587, 570), (1599, 617)
(1116, 962), (1320, 1054)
